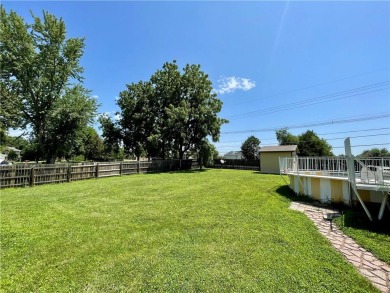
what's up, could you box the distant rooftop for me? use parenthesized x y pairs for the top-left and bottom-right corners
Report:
(259, 145), (298, 153)
(224, 151), (242, 156)
(6, 146), (21, 152)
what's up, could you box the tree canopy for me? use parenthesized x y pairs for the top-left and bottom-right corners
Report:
(101, 61), (228, 160)
(82, 127), (105, 161)
(276, 128), (299, 146)
(195, 140), (219, 169)
(241, 135), (261, 159)
(358, 148), (390, 158)
(275, 129), (333, 157)
(0, 7), (97, 163)
(298, 130), (333, 156)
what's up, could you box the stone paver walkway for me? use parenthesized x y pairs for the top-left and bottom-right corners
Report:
(290, 202), (390, 293)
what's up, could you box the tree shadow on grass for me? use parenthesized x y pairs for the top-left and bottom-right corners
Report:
(274, 185), (317, 204)
(143, 168), (209, 176)
(170, 168), (209, 174)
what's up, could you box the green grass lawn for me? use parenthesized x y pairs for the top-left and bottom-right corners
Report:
(0, 169), (379, 292)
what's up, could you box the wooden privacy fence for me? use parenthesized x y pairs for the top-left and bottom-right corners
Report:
(0, 159), (194, 189)
(213, 159), (260, 171)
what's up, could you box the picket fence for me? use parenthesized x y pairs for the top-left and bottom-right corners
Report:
(0, 159), (195, 189)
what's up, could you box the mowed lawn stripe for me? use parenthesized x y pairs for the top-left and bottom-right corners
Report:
(1, 169), (377, 292)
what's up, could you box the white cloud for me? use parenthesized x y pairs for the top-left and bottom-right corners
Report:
(114, 113), (121, 121)
(101, 111), (121, 121)
(215, 76), (256, 94)
(92, 95), (99, 99)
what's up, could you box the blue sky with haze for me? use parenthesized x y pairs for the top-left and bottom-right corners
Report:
(4, 1), (389, 155)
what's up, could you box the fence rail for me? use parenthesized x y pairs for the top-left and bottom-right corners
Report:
(0, 159), (194, 189)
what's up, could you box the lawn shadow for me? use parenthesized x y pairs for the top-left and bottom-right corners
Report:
(142, 168), (209, 176)
(341, 205), (390, 235)
(275, 186), (390, 235)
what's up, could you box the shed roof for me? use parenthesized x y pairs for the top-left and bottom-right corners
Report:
(259, 145), (298, 153)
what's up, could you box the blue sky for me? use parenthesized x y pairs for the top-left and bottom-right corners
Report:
(4, 1), (390, 156)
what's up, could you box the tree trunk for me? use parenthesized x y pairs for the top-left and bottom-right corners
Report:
(46, 154), (56, 164)
(178, 142), (184, 160)
(179, 150), (184, 160)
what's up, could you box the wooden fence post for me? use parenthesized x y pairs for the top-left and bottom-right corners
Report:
(120, 162), (122, 176)
(67, 165), (71, 182)
(137, 161), (140, 174)
(95, 163), (99, 178)
(10, 166), (16, 187)
(30, 167), (35, 187)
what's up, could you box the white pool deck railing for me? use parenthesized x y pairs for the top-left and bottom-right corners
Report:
(280, 156), (390, 189)
(280, 156), (390, 221)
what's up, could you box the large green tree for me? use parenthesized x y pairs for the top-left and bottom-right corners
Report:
(104, 61), (227, 160)
(0, 7), (97, 163)
(164, 63), (227, 160)
(241, 135), (261, 159)
(116, 81), (157, 160)
(98, 114), (123, 160)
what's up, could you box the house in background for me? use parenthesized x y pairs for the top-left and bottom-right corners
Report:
(0, 153), (7, 161)
(224, 151), (244, 160)
(259, 145), (298, 174)
(2, 146), (22, 161)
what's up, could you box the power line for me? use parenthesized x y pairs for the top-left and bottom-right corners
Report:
(227, 81), (388, 119)
(216, 133), (389, 149)
(218, 132), (390, 148)
(309, 133), (389, 141)
(228, 67), (389, 106)
(217, 143), (390, 153)
(232, 88), (387, 120)
(215, 127), (390, 144)
(227, 81), (389, 120)
(262, 133), (390, 146)
(333, 143), (390, 149)
(315, 127), (390, 136)
(222, 113), (390, 134)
